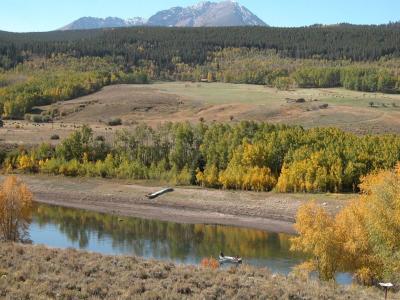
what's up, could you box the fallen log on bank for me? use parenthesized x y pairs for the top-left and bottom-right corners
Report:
(145, 187), (174, 199)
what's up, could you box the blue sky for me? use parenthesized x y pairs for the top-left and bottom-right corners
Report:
(1, 0), (400, 32)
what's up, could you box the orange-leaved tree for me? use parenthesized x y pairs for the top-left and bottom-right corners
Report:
(0, 176), (33, 242)
(291, 164), (400, 284)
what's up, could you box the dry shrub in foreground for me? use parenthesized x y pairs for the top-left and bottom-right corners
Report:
(200, 257), (219, 269)
(0, 176), (33, 242)
(0, 243), (385, 299)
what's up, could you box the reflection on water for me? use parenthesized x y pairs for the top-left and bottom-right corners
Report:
(30, 203), (305, 275)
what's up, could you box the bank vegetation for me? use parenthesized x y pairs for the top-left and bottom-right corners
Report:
(0, 243), (385, 299)
(3, 122), (400, 193)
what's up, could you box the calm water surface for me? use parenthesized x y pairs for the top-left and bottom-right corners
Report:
(29, 203), (351, 284)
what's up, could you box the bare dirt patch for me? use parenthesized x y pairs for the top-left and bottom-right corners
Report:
(51, 85), (198, 124)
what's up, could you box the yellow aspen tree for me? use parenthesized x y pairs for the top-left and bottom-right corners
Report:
(293, 164), (400, 284)
(291, 201), (341, 280)
(0, 176), (33, 242)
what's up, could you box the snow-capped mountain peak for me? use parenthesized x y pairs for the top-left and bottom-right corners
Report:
(59, 1), (267, 31)
(147, 0), (266, 27)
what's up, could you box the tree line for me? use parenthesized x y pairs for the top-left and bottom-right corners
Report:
(3, 121), (400, 193)
(1, 25), (400, 71)
(169, 48), (400, 93)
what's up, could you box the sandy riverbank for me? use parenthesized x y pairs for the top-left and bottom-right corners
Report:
(0, 174), (352, 234)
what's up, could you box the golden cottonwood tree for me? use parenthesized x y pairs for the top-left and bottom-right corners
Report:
(359, 166), (400, 283)
(196, 164), (220, 188)
(291, 165), (400, 284)
(0, 176), (33, 242)
(218, 143), (276, 191)
(290, 202), (341, 281)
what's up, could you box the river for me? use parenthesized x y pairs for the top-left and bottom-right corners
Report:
(29, 203), (352, 284)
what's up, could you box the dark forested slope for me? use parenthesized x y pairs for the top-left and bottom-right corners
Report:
(1, 25), (400, 69)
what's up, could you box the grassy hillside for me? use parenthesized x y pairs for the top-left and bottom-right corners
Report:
(30, 82), (400, 134)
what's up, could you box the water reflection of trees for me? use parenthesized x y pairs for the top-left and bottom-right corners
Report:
(32, 203), (304, 261)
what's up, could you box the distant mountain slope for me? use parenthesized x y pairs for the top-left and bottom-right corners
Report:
(59, 1), (266, 30)
(60, 17), (146, 31)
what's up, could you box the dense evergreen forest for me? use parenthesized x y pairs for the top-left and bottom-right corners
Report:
(4, 122), (400, 193)
(1, 25), (400, 70)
